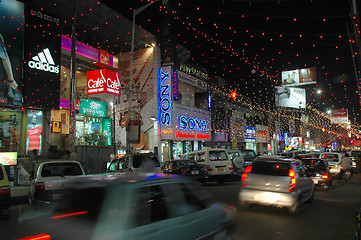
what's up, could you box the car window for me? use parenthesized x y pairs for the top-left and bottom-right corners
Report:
(133, 155), (160, 168)
(108, 160), (119, 172)
(53, 187), (106, 223)
(0, 167), (4, 180)
(130, 185), (168, 227)
(228, 151), (241, 160)
(296, 162), (305, 177)
(41, 162), (83, 177)
(241, 150), (256, 160)
(209, 151), (228, 161)
(351, 151), (361, 157)
(251, 161), (290, 176)
(321, 154), (339, 162)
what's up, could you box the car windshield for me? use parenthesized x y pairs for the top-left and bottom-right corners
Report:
(209, 151), (228, 161)
(41, 162), (83, 177)
(321, 154), (339, 162)
(251, 161), (290, 176)
(133, 155), (160, 168)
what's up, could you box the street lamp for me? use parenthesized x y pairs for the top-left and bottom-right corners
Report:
(127, 0), (159, 154)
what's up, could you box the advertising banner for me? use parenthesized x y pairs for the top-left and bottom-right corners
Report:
(26, 110), (43, 154)
(51, 109), (69, 134)
(102, 118), (112, 146)
(275, 86), (306, 109)
(79, 98), (107, 118)
(23, 5), (61, 109)
(256, 125), (269, 143)
(245, 126), (256, 142)
(0, 0), (24, 106)
(87, 69), (121, 97)
(281, 67), (316, 87)
(330, 109), (348, 124)
(0, 152), (17, 166)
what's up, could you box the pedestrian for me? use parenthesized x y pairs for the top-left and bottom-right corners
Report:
(356, 154), (361, 184)
(339, 152), (353, 182)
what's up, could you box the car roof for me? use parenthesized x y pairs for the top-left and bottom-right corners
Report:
(186, 148), (226, 153)
(67, 172), (187, 189)
(37, 160), (82, 164)
(255, 155), (297, 162)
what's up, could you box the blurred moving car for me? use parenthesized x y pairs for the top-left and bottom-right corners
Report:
(161, 159), (206, 180)
(29, 160), (85, 205)
(302, 158), (332, 189)
(182, 149), (234, 184)
(226, 149), (245, 177)
(239, 156), (314, 215)
(349, 150), (361, 171)
(319, 152), (342, 175)
(240, 149), (256, 167)
(16, 173), (237, 240)
(108, 152), (161, 173)
(0, 163), (12, 220)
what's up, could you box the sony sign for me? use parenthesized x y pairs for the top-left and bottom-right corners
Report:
(160, 68), (172, 126)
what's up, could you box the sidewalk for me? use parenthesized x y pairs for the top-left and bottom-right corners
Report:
(11, 185), (30, 205)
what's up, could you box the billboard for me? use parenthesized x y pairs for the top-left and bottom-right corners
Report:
(26, 110), (43, 154)
(0, 152), (17, 166)
(23, 5), (61, 109)
(275, 86), (306, 109)
(0, 0), (24, 106)
(330, 109), (348, 124)
(87, 69), (121, 97)
(281, 67), (316, 86)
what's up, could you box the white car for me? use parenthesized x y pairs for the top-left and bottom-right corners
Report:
(319, 152), (342, 175)
(29, 160), (85, 204)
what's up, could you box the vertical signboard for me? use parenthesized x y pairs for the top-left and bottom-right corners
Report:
(102, 118), (112, 146)
(26, 110), (43, 154)
(24, 5), (61, 109)
(0, 0), (24, 106)
(159, 66), (173, 139)
(245, 126), (256, 142)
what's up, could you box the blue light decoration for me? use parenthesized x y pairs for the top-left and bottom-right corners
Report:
(208, 87), (212, 110)
(332, 142), (337, 150)
(285, 132), (289, 146)
(179, 116), (209, 132)
(159, 68), (172, 126)
(173, 68), (178, 101)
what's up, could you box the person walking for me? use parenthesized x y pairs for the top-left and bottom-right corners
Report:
(356, 154), (361, 184)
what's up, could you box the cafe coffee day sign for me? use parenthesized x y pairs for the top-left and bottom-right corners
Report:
(79, 98), (107, 117)
(87, 69), (121, 97)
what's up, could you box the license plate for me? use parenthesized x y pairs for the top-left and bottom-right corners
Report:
(191, 171), (199, 175)
(330, 166), (334, 169)
(254, 193), (278, 203)
(313, 179), (318, 184)
(217, 168), (224, 172)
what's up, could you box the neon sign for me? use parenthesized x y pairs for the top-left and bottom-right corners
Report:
(173, 68), (178, 101)
(160, 69), (172, 125)
(176, 132), (210, 139)
(179, 116), (209, 132)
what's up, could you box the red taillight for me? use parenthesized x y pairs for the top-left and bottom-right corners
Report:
(129, 168), (133, 172)
(321, 173), (329, 179)
(241, 166), (252, 187)
(51, 211), (88, 219)
(229, 166), (234, 171)
(0, 186), (10, 196)
(288, 169), (296, 192)
(17, 233), (51, 240)
(322, 154), (326, 158)
(204, 167), (213, 173)
(35, 182), (45, 191)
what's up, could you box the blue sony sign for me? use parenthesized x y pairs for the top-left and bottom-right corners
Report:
(159, 68), (172, 126)
(179, 116), (209, 132)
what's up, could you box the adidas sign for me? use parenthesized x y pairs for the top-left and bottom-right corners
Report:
(28, 48), (59, 74)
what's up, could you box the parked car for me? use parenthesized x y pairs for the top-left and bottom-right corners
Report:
(294, 152), (320, 160)
(349, 150), (361, 171)
(0, 163), (12, 220)
(161, 159), (206, 181)
(29, 160), (85, 205)
(239, 156), (314, 215)
(107, 152), (161, 173)
(319, 152), (342, 175)
(226, 149), (245, 176)
(240, 149), (256, 167)
(15, 173), (237, 240)
(302, 158), (332, 189)
(182, 149), (234, 184)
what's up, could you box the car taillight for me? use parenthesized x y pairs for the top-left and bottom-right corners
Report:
(241, 166), (252, 187)
(129, 168), (134, 172)
(322, 173), (329, 179)
(222, 205), (237, 221)
(17, 233), (51, 240)
(288, 169), (296, 192)
(0, 186), (10, 196)
(181, 169), (187, 175)
(229, 166), (234, 171)
(204, 167), (213, 173)
(35, 182), (45, 191)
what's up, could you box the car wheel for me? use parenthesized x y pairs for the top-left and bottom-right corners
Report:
(288, 201), (300, 215)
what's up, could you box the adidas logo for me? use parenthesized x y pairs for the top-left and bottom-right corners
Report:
(28, 48), (59, 73)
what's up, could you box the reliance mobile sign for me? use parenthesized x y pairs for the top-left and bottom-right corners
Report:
(87, 69), (121, 97)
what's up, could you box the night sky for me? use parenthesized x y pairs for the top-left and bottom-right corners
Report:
(103, 0), (360, 123)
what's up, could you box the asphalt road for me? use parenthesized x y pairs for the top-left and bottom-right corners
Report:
(205, 175), (361, 240)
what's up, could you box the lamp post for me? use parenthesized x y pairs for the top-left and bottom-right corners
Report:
(127, 1), (158, 154)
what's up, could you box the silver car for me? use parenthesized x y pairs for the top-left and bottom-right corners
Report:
(239, 156), (314, 214)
